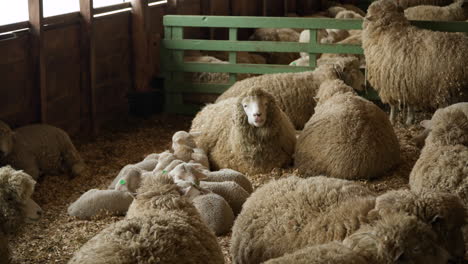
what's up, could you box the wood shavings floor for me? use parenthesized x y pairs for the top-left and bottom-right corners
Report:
(9, 111), (428, 264)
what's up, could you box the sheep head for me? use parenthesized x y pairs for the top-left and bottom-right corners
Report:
(0, 121), (14, 159)
(237, 88), (277, 128)
(315, 79), (356, 104)
(172, 131), (198, 149)
(428, 108), (468, 147)
(317, 57), (365, 92)
(0, 166), (42, 234)
(363, 0), (406, 30)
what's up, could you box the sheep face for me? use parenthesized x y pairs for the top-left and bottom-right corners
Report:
(0, 121), (14, 159)
(341, 60), (365, 92)
(172, 131), (197, 149)
(363, 0), (405, 29)
(430, 109), (468, 146)
(241, 95), (268, 127)
(0, 166), (42, 234)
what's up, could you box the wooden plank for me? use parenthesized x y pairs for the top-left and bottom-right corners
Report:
(163, 39), (363, 54)
(131, 0), (152, 92)
(167, 82), (231, 93)
(80, 0), (97, 134)
(308, 29), (317, 67)
(28, 0), (46, 123)
(0, 22), (29, 33)
(43, 12), (80, 26)
(228, 28), (237, 82)
(296, 0), (321, 16)
(263, 0), (285, 16)
(165, 62), (316, 74)
(94, 2), (131, 14)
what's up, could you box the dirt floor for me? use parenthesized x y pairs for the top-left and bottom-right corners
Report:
(9, 111), (430, 264)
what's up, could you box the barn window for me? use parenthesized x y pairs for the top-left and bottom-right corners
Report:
(43, 0), (80, 17)
(0, 0), (28, 26)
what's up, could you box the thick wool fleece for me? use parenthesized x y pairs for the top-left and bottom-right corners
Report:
(362, 0), (468, 111)
(216, 57), (364, 129)
(191, 88), (296, 175)
(404, 0), (465, 21)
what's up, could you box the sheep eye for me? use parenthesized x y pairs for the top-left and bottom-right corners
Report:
(243, 104), (247, 108)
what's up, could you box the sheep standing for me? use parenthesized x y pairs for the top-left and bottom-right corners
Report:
(216, 57), (365, 129)
(396, 0), (454, 8)
(404, 0), (466, 21)
(0, 121), (86, 179)
(362, 0), (468, 124)
(191, 87), (296, 175)
(68, 173), (224, 264)
(0, 166), (42, 263)
(231, 176), (466, 263)
(295, 80), (400, 180)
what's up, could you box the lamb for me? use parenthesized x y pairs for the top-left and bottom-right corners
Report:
(230, 176), (466, 263)
(68, 173), (224, 264)
(298, 29), (331, 58)
(67, 189), (134, 219)
(204, 168), (253, 194)
(295, 80), (400, 180)
(0, 166), (42, 263)
(192, 192), (234, 235)
(264, 213), (450, 264)
(404, 0), (466, 21)
(172, 131), (210, 168)
(249, 28), (300, 64)
(396, 0), (454, 8)
(0, 121), (86, 180)
(362, 0), (468, 124)
(216, 57), (365, 129)
(191, 87), (296, 174)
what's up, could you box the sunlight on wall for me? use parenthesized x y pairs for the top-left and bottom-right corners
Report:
(43, 0), (79, 17)
(0, 0), (28, 26)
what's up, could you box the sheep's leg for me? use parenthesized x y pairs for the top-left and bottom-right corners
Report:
(389, 104), (396, 124)
(405, 106), (415, 125)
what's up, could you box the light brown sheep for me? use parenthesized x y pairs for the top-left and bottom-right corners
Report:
(295, 80), (400, 180)
(404, 0), (466, 21)
(216, 57), (365, 129)
(249, 28), (300, 64)
(362, 0), (468, 124)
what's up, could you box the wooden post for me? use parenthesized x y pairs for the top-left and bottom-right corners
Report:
(79, 0), (98, 134)
(28, 0), (46, 123)
(131, 0), (152, 92)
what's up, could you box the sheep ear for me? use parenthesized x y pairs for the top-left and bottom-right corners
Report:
(180, 185), (201, 201)
(191, 167), (208, 181)
(431, 215), (443, 224)
(365, 15), (375, 22)
(189, 131), (202, 137)
(394, 249), (405, 262)
(420, 120), (432, 129)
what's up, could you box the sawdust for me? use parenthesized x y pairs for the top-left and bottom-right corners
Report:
(9, 111), (429, 264)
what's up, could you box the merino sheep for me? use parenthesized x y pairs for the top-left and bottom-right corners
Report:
(67, 189), (134, 219)
(396, 0), (454, 8)
(264, 213), (450, 264)
(404, 0), (466, 21)
(295, 80), (400, 180)
(216, 57), (365, 129)
(0, 121), (86, 180)
(231, 176), (466, 263)
(68, 173), (224, 264)
(362, 0), (468, 124)
(204, 168), (253, 194)
(327, 4), (367, 17)
(191, 87), (296, 174)
(0, 166), (42, 263)
(192, 192), (234, 236)
(184, 55), (230, 84)
(200, 181), (249, 215)
(249, 28), (300, 64)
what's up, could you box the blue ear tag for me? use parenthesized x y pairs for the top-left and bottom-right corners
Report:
(119, 179), (126, 185)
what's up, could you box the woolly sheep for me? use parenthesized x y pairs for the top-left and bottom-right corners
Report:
(404, 0), (466, 21)
(184, 55), (229, 84)
(231, 176), (466, 263)
(68, 173), (224, 264)
(200, 181), (249, 215)
(295, 80), (400, 180)
(204, 168), (253, 194)
(216, 57), (365, 129)
(172, 131), (210, 168)
(298, 29), (330, 57)
(67, 189), (134, 219)
(319, 34), (365, 66)
(327, 3), (367, 17)
(0, 121), (86, 180)
(191, 87), (296, 174)
(396, 0), (453, 8)
(362, 0), (468, 124)
(249, 28), (300, 64)
(143, 153), (159, 161)
(264, 213), (450, 264)
(0, 166), (42, 263)
(192, 192), (234, 236)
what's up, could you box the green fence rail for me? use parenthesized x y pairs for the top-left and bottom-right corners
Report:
(161, 15), (468, 115)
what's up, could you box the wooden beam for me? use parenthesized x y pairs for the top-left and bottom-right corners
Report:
(262, 0), (286, 16)
(79, 0), (98, 134)
(28, 0), (46, 123)
(0, 21), (30, 33)
(131, 0), (152, 92)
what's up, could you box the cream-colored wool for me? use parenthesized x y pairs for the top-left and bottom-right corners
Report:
(204, 169), (253, 194)
(204, 51), (266, 64)
(231, 176), (465, 264)
(295, 80), (400, 180)
(216, 57), (365, 129)
(320, 34), (365, 66)
(109, 165), (144, 193)
(396, 0), (453, 8)
(68, 174), (224, 264)
(298, 29), (330, 57)
(191, 88), (296, 175)
(249, 28), (300, 64)
(0, 233), (9, 264)
(192, 192), (234, 236)
(200, 181), (249, 215)
(0, 121), (86, 180)
(67, 189), (134, 220)
(404, 0), (466, 21)
(362, 0), (468, 124)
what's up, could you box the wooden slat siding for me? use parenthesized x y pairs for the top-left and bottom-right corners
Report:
(80, 0), (97, 134)
(0, 22), (30, 33)
(28, 0), (47, 123)
(149, 2), (167, 77)
(200, 0), (230, 40)
(172, 0), (202, 39)
(0, 34), (38, 127)
(263, 0), (286, 16)
(94, 2), (132, 14)
(228, 28), (237, 83)
(131, 0), (152, 92)
(296, 0), (321, 16)
(43, 12), (80, 27)
(166, 62), (317, 74)
(231, 0), (262, 40)
(308, 29), (317, 67)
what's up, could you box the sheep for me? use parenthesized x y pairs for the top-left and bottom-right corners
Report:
(184, 55), (230, 84)
(172, 131), (210, 168)
(204, 168), (253, 194)
(192, 192), (234, 236)
(0, 166), (42, 263)
(264, 213), (450, 264)
(191, 87), (296, 175)
(404, 0), (466, 21)
(68, 173), (224, 264)
(200, 181), (249, 215)
(396, 0), (454, 8)
(249, 28), (300, 64)
(362, 0), (468, 124)
(295, 80), (400, 180)
(0, 121), (86, 180)
(67, 189), (134, 220)
(298, 29), (330, 58)
(216, 57), (365, 129)
(327, 4), (367, 17)
(231, 176), (466, 263)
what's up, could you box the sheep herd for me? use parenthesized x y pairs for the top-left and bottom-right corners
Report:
(1, 0), (467, 263)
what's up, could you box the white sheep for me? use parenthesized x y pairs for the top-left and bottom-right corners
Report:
(192, 192), (234, 236)
(295, 80), (400, 180)
(216, 57), (365, 129)
(362, 0), (468, 124)
(404, 0), (466, 21)
(0, 121), (86, 180)
(191, 87), (297, 174)
(68, 173), (225, 264)
(249, 28), (300, 64)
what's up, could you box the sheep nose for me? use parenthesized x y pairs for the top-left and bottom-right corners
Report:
(254, 113), (262, 117)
